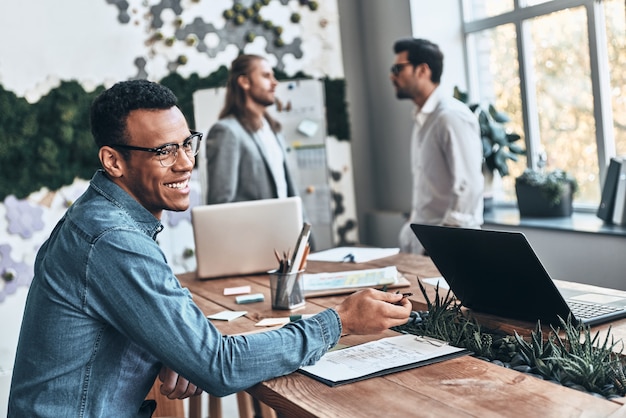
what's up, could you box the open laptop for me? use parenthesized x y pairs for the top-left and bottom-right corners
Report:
(410, 223), (626, 327)
(191, 197), (303, 278)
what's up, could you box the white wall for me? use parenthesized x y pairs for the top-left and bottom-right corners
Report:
(0, 0), (344, 101)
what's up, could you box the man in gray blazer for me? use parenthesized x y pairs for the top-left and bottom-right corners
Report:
(206, 54), (298, 204)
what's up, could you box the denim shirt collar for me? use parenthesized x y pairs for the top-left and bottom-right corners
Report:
(89, 169), (164, 239)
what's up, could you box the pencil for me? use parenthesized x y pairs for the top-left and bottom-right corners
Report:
(298, 244), (310, 271)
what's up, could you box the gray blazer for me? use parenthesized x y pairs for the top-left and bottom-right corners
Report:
(205, 116), (298, 204)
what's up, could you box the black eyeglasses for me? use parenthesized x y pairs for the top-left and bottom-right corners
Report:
(109, 131), (203, 167)
(390, 62), (413, 76)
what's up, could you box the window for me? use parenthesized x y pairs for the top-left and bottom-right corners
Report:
(607, 0), (626, 156)
(464, 0), (514, 19)
(462, 0), (623, 208)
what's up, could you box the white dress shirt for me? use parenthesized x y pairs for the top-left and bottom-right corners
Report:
(399, 87), (484, 254)
(258, 118), (288, 198)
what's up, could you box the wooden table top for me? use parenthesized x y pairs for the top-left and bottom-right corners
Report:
(178, 252), (626, 417)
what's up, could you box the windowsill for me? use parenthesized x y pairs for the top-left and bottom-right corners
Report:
(483, 206), (626, 238)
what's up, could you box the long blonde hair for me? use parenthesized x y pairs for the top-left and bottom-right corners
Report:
(219, 54), (281, 133)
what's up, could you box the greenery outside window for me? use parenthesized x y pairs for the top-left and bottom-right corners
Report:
(607, 0), (626, 157)
(461, 0), (623, 210)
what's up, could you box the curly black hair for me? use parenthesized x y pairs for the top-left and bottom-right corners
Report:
(90, 79), (178, 148)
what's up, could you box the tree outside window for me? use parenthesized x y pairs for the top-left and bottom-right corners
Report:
(462, 0), (624, 209)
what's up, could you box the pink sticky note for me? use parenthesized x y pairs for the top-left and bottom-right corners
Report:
(224, 285), (252, 296)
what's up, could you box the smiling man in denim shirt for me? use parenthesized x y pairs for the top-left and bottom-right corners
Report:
(7, 79), (412, 417)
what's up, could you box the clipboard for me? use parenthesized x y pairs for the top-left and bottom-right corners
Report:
(299, 334), (471, 387)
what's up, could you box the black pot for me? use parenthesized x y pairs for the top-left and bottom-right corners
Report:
(515, 182), (573, 217)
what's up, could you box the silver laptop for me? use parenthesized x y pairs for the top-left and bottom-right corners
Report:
(192, 197), (303, 278)
(410, 223), (626, 327)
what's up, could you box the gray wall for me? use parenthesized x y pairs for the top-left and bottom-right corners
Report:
(337, 0), (414, 245)
(484, 223), (626, 291)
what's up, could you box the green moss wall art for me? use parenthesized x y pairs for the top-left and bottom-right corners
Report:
(0, 74), (348, 202)
(0, 82), (102, 200)
(0, 0), (350, 301)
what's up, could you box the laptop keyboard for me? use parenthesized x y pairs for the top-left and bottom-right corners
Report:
(568, 300), (625, 319)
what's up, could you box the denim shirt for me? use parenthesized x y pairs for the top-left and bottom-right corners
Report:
(8, 170), (342, 418)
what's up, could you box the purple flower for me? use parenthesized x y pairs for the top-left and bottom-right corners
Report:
(0, 244), (33, 302)
(4, 195), (45, 239)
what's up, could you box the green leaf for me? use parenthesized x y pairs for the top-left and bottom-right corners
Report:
(488, 104), (511, 123)
(488, 120), (507, 144)
(508, 142), (526, 155)
(506, 132), (522, 143)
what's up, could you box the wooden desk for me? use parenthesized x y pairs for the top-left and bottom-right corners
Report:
(178, 253), (626, 417)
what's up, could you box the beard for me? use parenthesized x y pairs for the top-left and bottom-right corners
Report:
(395, 88), (412, 100)
(249, 89), (275, 108)
(393, 82), (411, 100)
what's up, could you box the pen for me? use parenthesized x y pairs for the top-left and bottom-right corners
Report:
(393, 292), (413, 305)
(342, 253), (355, 263)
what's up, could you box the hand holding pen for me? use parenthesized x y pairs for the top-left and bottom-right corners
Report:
(334, 288), (413, 335)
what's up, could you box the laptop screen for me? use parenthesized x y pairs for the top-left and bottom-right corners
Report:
(410, 223), (573, 325)
(192, 197), (303, 278)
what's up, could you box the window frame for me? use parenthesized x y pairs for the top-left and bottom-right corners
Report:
(461, 0), (615, 209)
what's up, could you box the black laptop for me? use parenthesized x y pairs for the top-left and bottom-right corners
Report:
(410, 223), (626, 327)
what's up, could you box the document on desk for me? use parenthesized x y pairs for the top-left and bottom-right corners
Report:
(303, 266), (398, 292)
(299, 334), (470, 387)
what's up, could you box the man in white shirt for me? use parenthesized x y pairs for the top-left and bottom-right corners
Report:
(390, 38), (484, 254)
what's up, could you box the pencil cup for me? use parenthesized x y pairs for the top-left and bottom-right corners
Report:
(269, 269), (306, 310)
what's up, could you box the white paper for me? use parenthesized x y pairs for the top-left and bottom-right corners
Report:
(300, 334), (465, 383)
(255, 314), (314, 327)
(306, 247), (400, 263)
(207, 311), (247, 321)
(422, 277), (449, 290)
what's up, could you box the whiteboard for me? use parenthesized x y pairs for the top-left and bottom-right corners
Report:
(192, 79), (334, 249)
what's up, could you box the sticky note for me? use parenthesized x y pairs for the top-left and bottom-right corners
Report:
(207, 311), (247, 321)
(224, 285), (252, 296)
(255, 318), (290, 327)
(255, 315), (315, 327)
(235, 293), (265, 304)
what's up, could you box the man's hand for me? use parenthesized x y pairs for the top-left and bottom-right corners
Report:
(158, 366), (203, 400)
(334, 288), (412, 335)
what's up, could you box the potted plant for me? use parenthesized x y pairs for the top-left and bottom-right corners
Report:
(454, 87), (526, 210)
(515, 168), (578, 217)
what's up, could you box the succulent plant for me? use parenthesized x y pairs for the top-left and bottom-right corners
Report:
(394, 284), (626, 399)
(516, 168), (578, 206)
